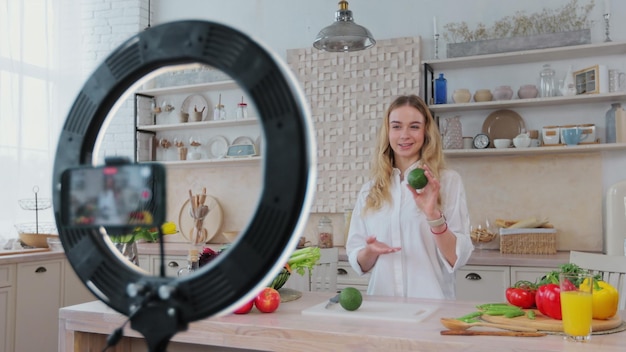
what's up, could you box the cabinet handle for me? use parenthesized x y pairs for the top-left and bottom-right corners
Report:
(168, 261), (179, 268)
(35, 266), (47, 273)
(465, 273), (481, 281)
(337, 268), (348, 275)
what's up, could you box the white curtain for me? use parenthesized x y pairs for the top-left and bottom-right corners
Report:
(0, 0), (84, 237)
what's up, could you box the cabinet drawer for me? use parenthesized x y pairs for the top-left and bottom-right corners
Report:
(0, 265), (14, 288)
(455, 265), (510, 302)
(337, 261), (370, 287)
(151, 256), (186, 277)
(510, 266), (554, 284)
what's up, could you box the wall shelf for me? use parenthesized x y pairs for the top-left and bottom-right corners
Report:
(138, 118), (258, 132)
(136, 80), (239, 96)
(430, 92), (626, 113)
(444, 143), (626, 158)
(159, 156), (262, 168)
(423, 41), (626, 70)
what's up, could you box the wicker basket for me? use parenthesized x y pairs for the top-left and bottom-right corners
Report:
(499, 228), (557, 254)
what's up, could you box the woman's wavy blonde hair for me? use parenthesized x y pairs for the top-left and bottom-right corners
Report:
(364, 95), (446, 212)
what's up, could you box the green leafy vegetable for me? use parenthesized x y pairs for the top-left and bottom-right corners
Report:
(287, 246), (321, 276)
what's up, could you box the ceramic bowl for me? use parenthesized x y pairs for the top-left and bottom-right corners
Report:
(494, 139), (512, 149)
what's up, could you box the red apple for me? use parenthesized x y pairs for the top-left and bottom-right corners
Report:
(233, 299), (254, 314)
(254, 288), (280, 313)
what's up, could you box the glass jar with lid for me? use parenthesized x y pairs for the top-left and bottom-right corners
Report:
(213, 104), (226, 120)
(539, 64), (556, 97)
(236, 102), (248, 119)
(317, 216), (334, 248)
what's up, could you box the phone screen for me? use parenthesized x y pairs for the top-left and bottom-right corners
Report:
(60, 163), (165, 230)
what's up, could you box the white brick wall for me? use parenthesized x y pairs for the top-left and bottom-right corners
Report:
(81, 0), (149, 163)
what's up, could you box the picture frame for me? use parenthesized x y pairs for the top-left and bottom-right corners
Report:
(574, 65), (600, 95)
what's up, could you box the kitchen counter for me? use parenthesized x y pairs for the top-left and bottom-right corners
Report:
(140, 243), (571, 268)
(1, 243), (571, 268)
(59, 292), (625, 351)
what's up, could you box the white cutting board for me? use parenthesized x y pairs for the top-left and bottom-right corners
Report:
(301, 300), (437, 323)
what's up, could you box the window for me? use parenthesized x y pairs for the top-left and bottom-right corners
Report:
(0, 0), (83, 235)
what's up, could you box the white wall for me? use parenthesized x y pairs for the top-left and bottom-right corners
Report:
(77, 0), (626, 247)
(152, 0), (625, 60)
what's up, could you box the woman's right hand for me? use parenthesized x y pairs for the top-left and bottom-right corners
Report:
(365, 235), (401, 255)
(357, 236), (401, 273)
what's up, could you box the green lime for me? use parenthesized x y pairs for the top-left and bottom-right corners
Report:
(407, 168), (428, 189)
(339, 287), (363, 311)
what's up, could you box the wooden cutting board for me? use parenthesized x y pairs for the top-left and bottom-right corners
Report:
(301, 300), (437, 323)
(481, 309), (623, 332)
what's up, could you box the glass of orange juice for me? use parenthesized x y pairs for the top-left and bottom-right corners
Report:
(559, 272), (593, 342)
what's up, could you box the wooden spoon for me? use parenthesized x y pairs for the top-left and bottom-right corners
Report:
(440, 318), (538, 332)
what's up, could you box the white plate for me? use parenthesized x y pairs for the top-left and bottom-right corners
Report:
(180, 94), (209, 121)
(232, 136), (254, 146)
(177, 196), (223, 244)
(207, 135), (229, 159)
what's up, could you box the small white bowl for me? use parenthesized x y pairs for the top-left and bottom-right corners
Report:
(494, 139), (512, 149)
(47, 237), (63, 251)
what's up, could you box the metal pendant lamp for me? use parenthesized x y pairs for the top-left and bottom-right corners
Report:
(313, 0), (376, 52)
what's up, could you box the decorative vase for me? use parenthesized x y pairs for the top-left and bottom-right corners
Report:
(114, 242), (139, 266)
(441, 116), (463, 149)
(518, 84), (538, 99)
(473, 89), (492, 102)
(452, 89), (471, 103)
(493, 86), (513, 100)
(606, 103), (622, 143)
(560, 65), (576, 96)
(435, 73), (447, 104)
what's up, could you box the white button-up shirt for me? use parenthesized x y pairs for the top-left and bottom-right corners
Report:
(346, 165), (474, 300)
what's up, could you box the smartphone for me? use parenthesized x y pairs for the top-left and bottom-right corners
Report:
(60, 163), (166, 233)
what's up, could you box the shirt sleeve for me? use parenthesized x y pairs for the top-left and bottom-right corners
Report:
(345, 183), (371, 276)
(438, 169), (474, 272)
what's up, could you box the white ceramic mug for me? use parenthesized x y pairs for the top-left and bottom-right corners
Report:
(542, 125), (560, 145)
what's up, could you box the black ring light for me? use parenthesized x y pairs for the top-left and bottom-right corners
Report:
(52, 20), (315, 351)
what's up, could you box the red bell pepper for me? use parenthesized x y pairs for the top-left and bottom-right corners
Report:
(535, 283), (562, 320)
(505, 280), (537, 309)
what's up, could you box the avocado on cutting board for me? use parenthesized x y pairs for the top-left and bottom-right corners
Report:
(481, 309), (622, 332)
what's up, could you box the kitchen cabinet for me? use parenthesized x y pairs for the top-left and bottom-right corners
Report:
(0, 264), (15, 352)
(336, 261), (369, 294)
(137, 254), (187, 276)
(15, 259), (63, 352)
(423, 41), (626, 157)
(0, 257), (97, 352)
(456, 264), (556, 301)
(134, 79), (263, 168)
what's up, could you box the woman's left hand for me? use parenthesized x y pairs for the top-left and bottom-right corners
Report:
(406, 163), (440, 218)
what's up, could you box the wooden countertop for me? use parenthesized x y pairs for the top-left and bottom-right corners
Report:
(59, 292), (625, 351)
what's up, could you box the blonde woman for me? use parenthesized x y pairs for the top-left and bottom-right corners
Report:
(346, 95), (473, 299)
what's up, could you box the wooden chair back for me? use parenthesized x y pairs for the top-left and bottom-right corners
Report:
(569, 250), (626, 309)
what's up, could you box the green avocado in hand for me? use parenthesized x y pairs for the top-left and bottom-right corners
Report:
(408, 168), (428, 190)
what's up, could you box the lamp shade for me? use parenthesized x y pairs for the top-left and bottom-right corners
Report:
(313, 1), (375, 52)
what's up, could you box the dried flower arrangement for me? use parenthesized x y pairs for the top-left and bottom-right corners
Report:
(443, 0), (595, 43)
